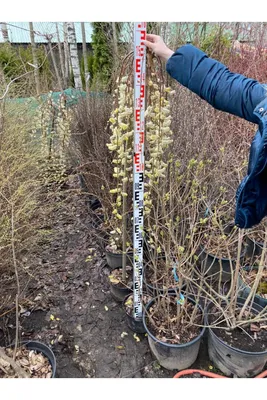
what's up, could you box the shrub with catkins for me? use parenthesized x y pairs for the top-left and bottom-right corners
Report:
(107, 75), (134, 251)
(32, 92), (73, 186)
(106, 64), (175, 251)
(144, 77), (175, 217)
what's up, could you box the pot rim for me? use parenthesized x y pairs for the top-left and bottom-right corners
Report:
(6, 340), (56, 377)
(123, 293), (134, 317)
(199, 243), (246, 262)
(108, 266), (133, 290)
(205, 300), (267, 356)
(123, 293), (141, 319)
(143, 294), (205, 349)
(238, 267), (267, 303)
(105, 248), (133, 257)
(247, 235), (264, 247)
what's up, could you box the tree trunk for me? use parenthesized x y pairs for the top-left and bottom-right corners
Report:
(112, 22), (118, 61)
(66, 22), (83, 90)
(29, 22), (41, 96)
(81, 22), (89, 93)
(48, 39), (63, 91)
(234, 22), (240, 41)
(193, 22), (199, 46)
(1, 23), (9, 43)
(56, 23), (65, 88)
(63, 23), (70, 88)
(201, 22), (207, 41)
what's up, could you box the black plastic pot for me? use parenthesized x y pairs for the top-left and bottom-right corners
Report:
(143, 295), (205, 370)
(196, 245), (246, 283)
(90, 198), (102, 211)
(86, 195), (102, 212)
(8, 340), (56, 378)
(123, 294), (146, 333)
(90, 212), (104, 228)
(205, 298), (267, 377)
(109, 267), (133, 302)
(246, 236), (264, 259)
(238, 266), (267, 308)
(78, 174), (88, 192)
(96, 230), (109, 253)
(105, 250), (133, 269)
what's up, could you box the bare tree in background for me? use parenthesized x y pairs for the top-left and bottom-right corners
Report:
(112, 22), (119, 65)
(66, 22), (82, 90)
(1, 22), (9, 43)
(81, 22), (89, 93)
(193, 22), (200, 46)
(47, 35), (63, 91)
(29, 22), (41, 96)
(63, 23), (70, 88)
(56, 23), (65, 88)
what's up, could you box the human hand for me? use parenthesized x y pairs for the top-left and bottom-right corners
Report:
(142, 34), (174, 61)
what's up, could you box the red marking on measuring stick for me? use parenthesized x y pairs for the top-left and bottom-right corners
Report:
(133, 22), (146, 320)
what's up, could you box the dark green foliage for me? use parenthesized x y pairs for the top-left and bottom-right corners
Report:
(0, 43), (51, 96)
(91, 23), (113, 85)
(90, 22), (122, 88)
(200, 26), (232, 61)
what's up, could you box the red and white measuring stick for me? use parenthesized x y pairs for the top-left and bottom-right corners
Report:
(133, 22), (146, 320)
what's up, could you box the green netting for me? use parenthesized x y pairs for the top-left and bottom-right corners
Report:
(4, 88), (107, 112)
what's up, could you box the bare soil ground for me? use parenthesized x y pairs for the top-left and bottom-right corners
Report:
(0, 176), (211, 378)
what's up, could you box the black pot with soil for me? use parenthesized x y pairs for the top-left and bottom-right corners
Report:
(205, 298), (267, 377)
(196, 244), (246, 283)
(108, 266), (133, 302)
(105, 248), (133, 270)
(238, 266), (267, 308)
(246, 236), (264, 259)
(2, 340), (56, 378)
(188, 274), (232, 309)
(123, 293), (147, 333)
(143, 294), (205, 370)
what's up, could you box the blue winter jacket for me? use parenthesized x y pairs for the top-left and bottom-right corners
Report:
(166, 44), (267, 229)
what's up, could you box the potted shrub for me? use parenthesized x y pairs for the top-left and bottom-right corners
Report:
(246, 220), (266, 259)
(205, 297), (267, 378)
(197, 212), (246, 282)
(205, 228), (267, 377)
(105, 228), (133, 270)
(239, 265), (267, 308)
(0, 341), (56, 378)
(123, 293), (149, 333)
(105, 73), (134, 272)
(108, 265), (133, 302)
(105, 59), (175, 285)
(142, 292), (206, 370)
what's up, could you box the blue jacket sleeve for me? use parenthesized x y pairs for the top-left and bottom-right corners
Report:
(166, 44), (267, 124)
